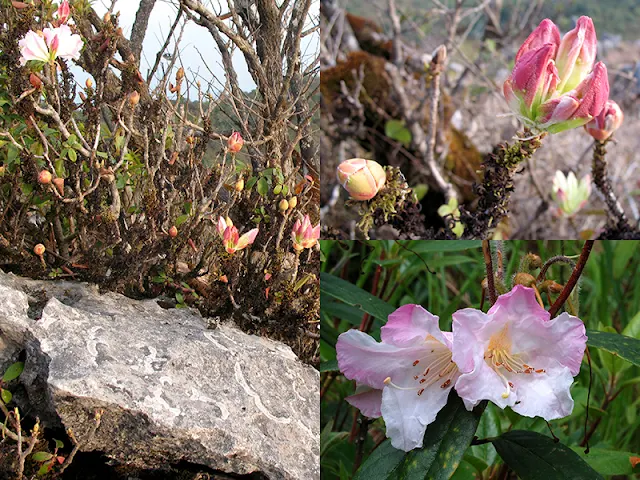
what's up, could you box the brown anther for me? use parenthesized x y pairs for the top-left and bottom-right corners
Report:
(440, 379), (451, 388)
(417, 388), (425, 396)
(412, 360), (420, 366)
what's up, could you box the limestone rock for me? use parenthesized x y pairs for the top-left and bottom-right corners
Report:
(0, 272), (319, 479)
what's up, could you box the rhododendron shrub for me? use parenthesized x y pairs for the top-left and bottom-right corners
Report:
(0, 0), (319, 362)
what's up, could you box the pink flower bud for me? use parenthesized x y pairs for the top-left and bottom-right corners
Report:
(291, 215), (320, 251)
(227, 132), (244, 153)
(336, 158), (386, 201)
(515, 19), (560, 63)
(539, 62), (609, 134)
(50, 34), (60, 54)
(585, 99), (623, 141)
(168, 226), (178, 238)
(505, 43), (558, 115)
(34, 243), (46, 256)
(57, 0), (70, 25)
(555, 16), (597, 93)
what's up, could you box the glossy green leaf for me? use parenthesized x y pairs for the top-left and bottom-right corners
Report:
(320, 272), (395, 322)
(2, 361), (24, 382)
(354, 392), (485, 480)
(492, 431), (603, 480)
(569, 447), (640, 475)
(587, 329), (640, 367)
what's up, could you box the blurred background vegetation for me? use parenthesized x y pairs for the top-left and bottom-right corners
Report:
(345, 0), (640, 40)
(320, 240), (640, 479)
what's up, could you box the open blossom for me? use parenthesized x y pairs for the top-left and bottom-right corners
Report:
(452, 285), (587, 420)
(336, 158), (386, 201)
(291, 215), (320, 251)
(216, 216), (258, 254)
(337, 305), (459, 451)
(227, 132), (244, 153)
(19, 25), (83, 66)
(551, 171), (591, 217)
(504, 17), (609, 134)
(585, 99), (624, 141)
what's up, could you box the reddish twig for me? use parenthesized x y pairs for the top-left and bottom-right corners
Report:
(482, 240), (497, 304)
(548, 240), (594, 317)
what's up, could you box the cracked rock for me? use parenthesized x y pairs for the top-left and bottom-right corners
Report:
(0, 271), (319, 480)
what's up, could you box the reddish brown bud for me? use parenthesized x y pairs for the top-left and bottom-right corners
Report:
(128, 91), (140, 107)
(513, 272), (537, 288)
(29, 73), (42, 89)
(53, 177), (64, 196)
(34, 243), (45, 256)
(38, 170), (52, 184)
(169, 226), (178, 238)
(85, 78), (93, 89)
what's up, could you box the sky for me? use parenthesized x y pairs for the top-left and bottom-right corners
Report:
(91, 0), (320, 95)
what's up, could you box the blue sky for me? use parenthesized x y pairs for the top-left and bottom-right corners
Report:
(92, 0), (319, 95)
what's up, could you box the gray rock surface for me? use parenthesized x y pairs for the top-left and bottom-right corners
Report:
(0, 271), (319, 479)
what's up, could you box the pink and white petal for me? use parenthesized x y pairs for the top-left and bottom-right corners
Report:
(510, 366), (575, 420)
(488, 285), (549, 322)
(382, 304), (445, 348)
(510, 312), (586, 376)
(337, 330), (426, 390)
(381, 369), (454, 451)
(346, 386), (383, 418)
(451, 308), (489, 372)
(454, 360), (516, 411)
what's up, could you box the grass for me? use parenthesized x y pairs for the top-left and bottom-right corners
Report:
(320, 240), (640, 479)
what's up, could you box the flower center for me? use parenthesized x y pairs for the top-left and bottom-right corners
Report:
(384, 339), (457, 397)
(485, 325), (545, 398)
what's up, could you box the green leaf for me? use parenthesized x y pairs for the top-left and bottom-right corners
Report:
(407, 240), (481, 253)
(384, 120), (412, 147)
(175, 214), (189, 226)
(257, 177), (268, 197)
(245, 176), (258, 190)
(1, 388), (12, 404)
(354, 392), (485, 480)
(613, 241), (637, 279)
(587, 329), (640, 367)
(320, 359), (339, 372)
(569, 447), (640, 475)
(2, 362), (24, 382)
(31, 451), (54, 462)
(491, 431), (604, 480)
(68, 148), (77, 163)
(54, 438), (64, 449)
(320, 272), (395, 322)
(175, 292), (184, 304)
(471, 402), (500, 467)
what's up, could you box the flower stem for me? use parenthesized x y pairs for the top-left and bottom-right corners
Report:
(548, 240), (594, 317)
(464, 130), (546, 238)
(482, 240), (497, 305)
(592, 140), (630, 228)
